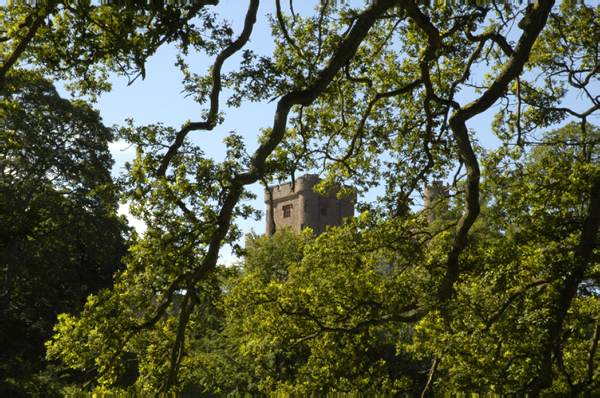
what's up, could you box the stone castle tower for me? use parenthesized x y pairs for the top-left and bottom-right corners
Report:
(264, 174), (356, 236)
(424, 180), (450, 223)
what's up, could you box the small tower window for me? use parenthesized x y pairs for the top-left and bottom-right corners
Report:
(321, 206), (327, 216)
(305, 203), (309, 212)
(283, 204), (292, 218)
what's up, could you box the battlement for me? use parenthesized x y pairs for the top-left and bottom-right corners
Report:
(264, 174), (356, 236)
(264, 174), (320, 202)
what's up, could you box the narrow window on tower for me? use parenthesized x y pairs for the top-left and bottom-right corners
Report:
(321, 206), (327, 216)
(305, 202), (309, 212)
(283, 204), (291, 218)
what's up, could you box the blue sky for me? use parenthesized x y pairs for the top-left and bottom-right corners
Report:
(80, 1), (598, 264)
(100, 1), (315, 264)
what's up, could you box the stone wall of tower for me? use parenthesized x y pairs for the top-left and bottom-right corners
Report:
(424, 180), (450, 223)
(265, 174), (356, 236)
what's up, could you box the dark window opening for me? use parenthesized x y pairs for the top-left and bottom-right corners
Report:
(321, 206), (327, 216)
(283, 205), (291, 218)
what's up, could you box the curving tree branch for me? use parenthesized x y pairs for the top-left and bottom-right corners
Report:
(439, 1), (554, 303)
(146, 0), (401, 390)
(275, 0), (304, 60)
(156, 0), (259, 178)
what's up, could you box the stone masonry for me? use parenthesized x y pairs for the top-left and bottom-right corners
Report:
(423, 180), (450, 223)
(264, 174), (356, 236)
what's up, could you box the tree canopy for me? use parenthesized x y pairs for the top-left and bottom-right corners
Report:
(0, 69), (130, 394)
(2, 0), (600, 395)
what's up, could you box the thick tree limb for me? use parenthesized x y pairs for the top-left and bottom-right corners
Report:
(165, 284), (197, 391)
(287, 304), (421, 349)
(195, 0), (400, 284)
(529, 173), (600, 393)
(466, 29), (514, 57)
(439, 1), (554, 303)
(0, 3), (54, 91)
(147, 0), (401, 390)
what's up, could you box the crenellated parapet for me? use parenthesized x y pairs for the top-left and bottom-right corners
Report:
(264, 174), (356, 236)
(264, 174), (321, 202)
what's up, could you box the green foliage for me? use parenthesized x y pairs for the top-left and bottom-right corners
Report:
(1, 1), (228, 99)
(3, 1), (600, 395)
(411, 122), (600, 393)
(218, 225), (430, 394)
(0, 70), (129, 394)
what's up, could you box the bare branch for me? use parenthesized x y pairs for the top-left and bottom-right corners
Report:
(587, 322), (600, 387)
(484, 279), (547, 330)
(344, 62), (373, 87)
(156, 0), (259, 177)
(276, 0), (304, 59)
(262, 176), (277, 235)
(421, 356), (439, 398)
(466, 29), (514, 57)
(341, 79), (423, 163)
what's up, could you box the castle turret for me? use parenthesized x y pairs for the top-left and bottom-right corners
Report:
(264, 174), (356, 236)
(424, 180), (450, 223)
